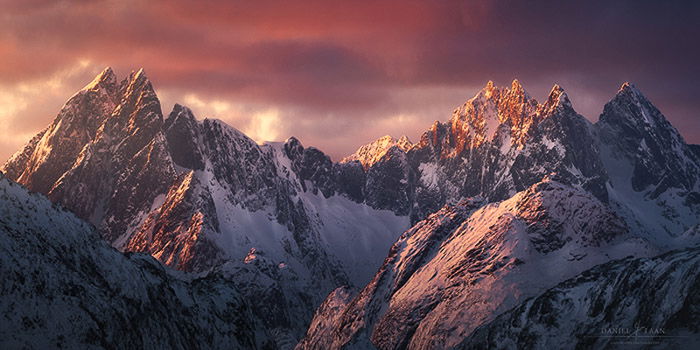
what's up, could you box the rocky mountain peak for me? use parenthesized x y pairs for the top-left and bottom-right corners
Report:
(540, 83), (572, 116)
(108, 67), (163, 138)
(618, 81), (639, 94)
(396, 135), (413, 150)
(446, 79), (540, 153)
(510, 78), (524, 93)
(164, 104), (204, 170)
(481, 80), (498, 98)
(341, 134), (413, 169)
(596, 82), (700, 201)
(117, 68), (157, 107)
(164, 104), (197, 130)
(598, 81), (677, 136)
(283, 136), (305, 160)
(82, 66), (117, 94)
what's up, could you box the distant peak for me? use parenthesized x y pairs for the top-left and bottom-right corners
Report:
(616, 82), (646, 99)
(130, 68), (148, 82)
(619, 82), (636, 92)
(511, 79), (523, 92)
(483, 80), (496, 92)
(548, 83), (569, 102)
(341, 134), (411, 168)
(286, 136), (302, 145)
(168, 104), (195, 121)
(83, 66), (116, 91)
(479, 80), (498, 98)
(613, 82), (652, 106)
(506, 79), (531, 100)
(541, 83), (572, 114)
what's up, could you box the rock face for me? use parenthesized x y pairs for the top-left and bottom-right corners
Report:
(0, 173), (267, 349)
(460, 246), (700, 349)
(296, 180), (661, 349)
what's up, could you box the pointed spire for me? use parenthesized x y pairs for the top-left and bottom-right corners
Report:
(83, 66), (117, 91)
(511, 79), (523, 93)
(547, 84), (571, 107)
(618, 82), (637, 93)
(507, 79), (531, 100)
(611, 82), (651, 107)
(602, 82), (666, 128)
(120, 67), (156, 99)
(165, 104), (196, 128)
(540, 83), (572, 116)
(397, 135), (411, 144)
(615, 82), (646, 102)
(480, 80), (497, 98)
(128, 68), (149, 85)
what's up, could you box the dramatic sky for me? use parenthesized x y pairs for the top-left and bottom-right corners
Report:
(1, 0), (699, 161)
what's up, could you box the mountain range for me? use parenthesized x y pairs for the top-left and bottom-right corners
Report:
(2, 68), (699, 349)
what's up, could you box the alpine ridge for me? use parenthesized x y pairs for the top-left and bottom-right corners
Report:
(3, 69), (700, 348)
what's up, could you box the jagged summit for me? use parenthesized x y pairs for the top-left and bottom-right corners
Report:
(541, 83), (572, 113)
(509, 78), (527, 97)
(618, 81), (640, 94)
(600, 81), (670, 129)
(166, 103), (197, 123)
(83, 66), (117, 91)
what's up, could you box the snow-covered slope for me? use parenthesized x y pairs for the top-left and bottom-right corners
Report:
(341, 135), (413, 170)
(297, 180), (659, 349)
(1, 69), (411, 347)
(595, 83), (700, 245)
(0, 173), (268, 349)
(461, 245), (700, 349)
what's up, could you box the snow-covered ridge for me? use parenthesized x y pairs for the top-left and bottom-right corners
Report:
(297, 180), (663, 349)
(0, 172), (269, 349)
(462, 245), (700, 349)
(341, 134), (413, 169)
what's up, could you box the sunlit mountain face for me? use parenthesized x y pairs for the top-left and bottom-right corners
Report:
(2, 1), (700, 349)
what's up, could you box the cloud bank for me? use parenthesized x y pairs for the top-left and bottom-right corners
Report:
(1, 0), (698, 161)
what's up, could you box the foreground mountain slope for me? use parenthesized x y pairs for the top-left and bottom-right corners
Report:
(0, 173), (267, 349)
(297, 180), (658, 349)
(461, 245), (700, 349)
